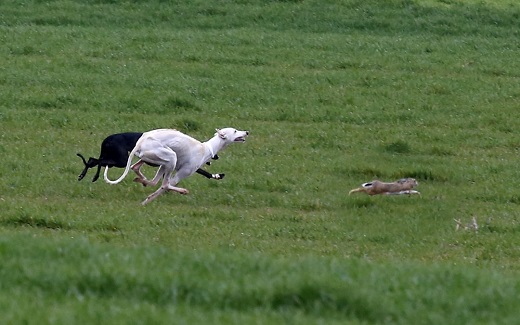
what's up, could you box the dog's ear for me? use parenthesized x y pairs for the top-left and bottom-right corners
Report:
(216, 128), (226, 139)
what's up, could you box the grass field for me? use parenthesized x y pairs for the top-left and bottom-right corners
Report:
(1, 0), (520, 323)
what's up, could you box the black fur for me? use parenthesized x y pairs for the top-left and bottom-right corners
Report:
(77, 132), (223, 182)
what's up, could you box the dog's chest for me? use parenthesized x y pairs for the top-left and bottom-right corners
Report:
(166, 137), (206, 168)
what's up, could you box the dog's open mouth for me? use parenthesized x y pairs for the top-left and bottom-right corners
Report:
(234, 136), (246, 142)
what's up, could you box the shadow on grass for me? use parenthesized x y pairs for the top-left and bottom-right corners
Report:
(1, 214), (68, 230)
(1, 212), (121, 233)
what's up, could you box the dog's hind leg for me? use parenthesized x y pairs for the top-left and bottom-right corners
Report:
(131, 159), (149, 184)
(77, 160), (90, 181)
(92, 165), (103, 182)
(95, 158), (123, 182)
(139, 140), (179, 205)
(135, 163), (166, 187)
(77, 153), (99, 181)
(142, 164), (190, 205)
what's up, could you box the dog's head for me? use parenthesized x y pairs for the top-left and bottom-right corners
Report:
(216, 128), (249, 143)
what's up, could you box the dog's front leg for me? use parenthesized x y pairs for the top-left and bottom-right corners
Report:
(141, 173), (188, 205)
(166, 169), (191, 195)
(142, 187), (168, 205)
(196, 168), (225, 180)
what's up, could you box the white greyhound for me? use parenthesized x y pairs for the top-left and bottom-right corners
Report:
(104, 127), (249, 205)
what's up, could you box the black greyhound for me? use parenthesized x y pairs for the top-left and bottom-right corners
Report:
(77, 132), (224, 182)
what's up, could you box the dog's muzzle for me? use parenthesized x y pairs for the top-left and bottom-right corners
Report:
(234, 131), (249, 142)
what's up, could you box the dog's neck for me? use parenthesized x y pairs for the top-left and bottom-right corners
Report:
(206, 143), (215, 159)
(203, 135), (228, 162)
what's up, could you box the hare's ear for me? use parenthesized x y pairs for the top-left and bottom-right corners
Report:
(216, 128), (226, 139)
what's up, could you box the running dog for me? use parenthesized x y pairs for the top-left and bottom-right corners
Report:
(77, 132), (223, 183)
(104, 127), (249, 205)
(349, 178), (420, 196)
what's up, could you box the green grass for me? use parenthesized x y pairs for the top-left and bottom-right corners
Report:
(1, 0), (520, 323)
(2, 233), (520, 324)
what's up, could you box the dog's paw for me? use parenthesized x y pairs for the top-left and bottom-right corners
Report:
(177, 188), (189, 195)
(206, 155), (220, 165)
(133, 177), (147, 187)
(213, 173), (225, 180)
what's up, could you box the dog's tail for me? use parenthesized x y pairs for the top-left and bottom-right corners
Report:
(103, 150), (135, 185)
(103, 135), (144, 185)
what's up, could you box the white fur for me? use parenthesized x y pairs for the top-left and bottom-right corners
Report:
(104, 127), (249, 205)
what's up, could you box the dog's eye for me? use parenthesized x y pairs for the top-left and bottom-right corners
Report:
(234, 130), (236, 133)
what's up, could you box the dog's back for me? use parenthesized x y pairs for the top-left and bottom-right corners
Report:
(100, 132), (142, 157)
(137, 129), (204, 164)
